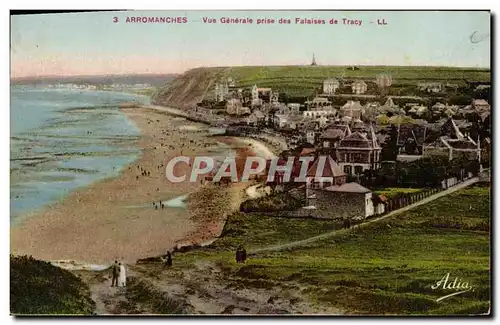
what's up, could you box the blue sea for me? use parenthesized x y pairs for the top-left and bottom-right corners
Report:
(10, 86), (151, 222)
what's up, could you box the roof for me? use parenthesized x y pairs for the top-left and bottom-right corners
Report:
(433, 102), (446, 107)
(323, 182), (371, 194)
(379, 98), (402, 114)
(299, 147), (316, 156)
(338, 130), (380, 149)
(307, 156), (345, 178)
(321, 128), (345, 140)
(425, 137), (449, 149)
(274, 114), (288, 121)
(364, 102), (380, 111)
(342, 100), (364, 111)
(397, 124), (428, 146)
(338, 131), (371, 147)
(253, 110), (265, 118)
(454, 119), (472, 129)
(326, 122), (350, 131)
(324, 78), (339, 83)
(384, 98), (395, 107)
(309, 97), (331, 103)
(444, 138), (478, 149)
(303, 120), (318, 131)
(473, 99), (489, 106)
(352, 80), (367, 85)
(440, 117), (465, 139)
(417, 106), (428, 113)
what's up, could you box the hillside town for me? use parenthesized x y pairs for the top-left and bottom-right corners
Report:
(187, 66), (491, 222)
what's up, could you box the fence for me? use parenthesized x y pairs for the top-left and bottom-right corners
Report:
(383, 187), (442, 213)
(383, 174), (473, 214)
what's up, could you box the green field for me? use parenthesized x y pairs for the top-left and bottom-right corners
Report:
(154, 65), (491, 106)
(178, 185), (491, 315)
(205, 65), (490, 96)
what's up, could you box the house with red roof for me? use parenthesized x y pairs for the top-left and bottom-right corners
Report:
(306, 156), (346, 189)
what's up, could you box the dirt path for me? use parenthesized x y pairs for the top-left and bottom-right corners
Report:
(82, 260), (343, 315)
(251, 177), (479, 254)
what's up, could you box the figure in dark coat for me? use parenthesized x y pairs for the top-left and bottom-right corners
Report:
(343, 218), (351, 229)
(111, 260), (119, 287)
(165, 251), (172, 267)
(235, 247), (241, 263)
(241, 247), (247, 263)
(236, 245), (247, 263)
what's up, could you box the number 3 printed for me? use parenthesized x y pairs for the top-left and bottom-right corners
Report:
(113, 17), (118, 23)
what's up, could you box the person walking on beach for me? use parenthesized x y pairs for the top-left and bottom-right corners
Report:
(118, 262), (127, 287)
(111, 260), (119, 287)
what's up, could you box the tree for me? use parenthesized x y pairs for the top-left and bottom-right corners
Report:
(380, 125), (399, 161)
(448, 95), (473, 106)
(377, 114), (389, 125)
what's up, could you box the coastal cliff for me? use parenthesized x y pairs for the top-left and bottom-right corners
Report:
(153, 67), (232, 109)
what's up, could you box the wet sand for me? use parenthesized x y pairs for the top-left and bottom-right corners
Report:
(10, 106), (261, 264)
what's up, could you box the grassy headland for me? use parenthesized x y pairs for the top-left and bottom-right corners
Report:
(153, 65), (491, 108)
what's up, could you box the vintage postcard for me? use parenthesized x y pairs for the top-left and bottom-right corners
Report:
(10, 10), (491, 316)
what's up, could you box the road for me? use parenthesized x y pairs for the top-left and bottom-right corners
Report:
(251, 177), (479, 254)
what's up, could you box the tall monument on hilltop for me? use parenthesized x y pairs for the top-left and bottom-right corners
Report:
(311, 53), (317, 66)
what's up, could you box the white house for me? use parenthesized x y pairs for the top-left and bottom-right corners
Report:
(323, 78), (340, 95)
(351, 80), (368, 95)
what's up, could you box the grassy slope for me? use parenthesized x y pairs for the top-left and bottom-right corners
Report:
(177, 186), (490, 315)
(10, 255), (96, 315)
(153, 65), (491, 108)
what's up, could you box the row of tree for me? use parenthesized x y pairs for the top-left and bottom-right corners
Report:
(357, 155), (481, 188)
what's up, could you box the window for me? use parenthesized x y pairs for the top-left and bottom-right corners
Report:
(354, 166), (363, 175)
(344, 165), (352, 175)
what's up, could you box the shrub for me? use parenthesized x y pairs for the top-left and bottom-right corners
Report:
(10, 255), (95, 315)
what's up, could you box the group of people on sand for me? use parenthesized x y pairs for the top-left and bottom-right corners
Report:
(137, 165), (151, 177)
(152, 201), (165, 209)
(110, 260), (127, 288)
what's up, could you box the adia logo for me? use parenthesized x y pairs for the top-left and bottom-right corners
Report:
(431, 273), (474, 302)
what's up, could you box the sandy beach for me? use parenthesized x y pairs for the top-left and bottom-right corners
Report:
(10, 106), (267, 264)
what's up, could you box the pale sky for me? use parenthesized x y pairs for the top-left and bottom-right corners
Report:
(10, 10), (491, 78)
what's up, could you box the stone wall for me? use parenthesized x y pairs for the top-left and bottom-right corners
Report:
(309, 190), (366, 219)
